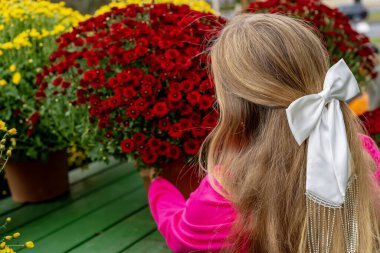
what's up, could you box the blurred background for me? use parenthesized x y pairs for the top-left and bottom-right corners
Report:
(328, 0), (380, 46)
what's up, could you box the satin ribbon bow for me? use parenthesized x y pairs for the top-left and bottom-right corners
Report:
(286, 59), (360, 206)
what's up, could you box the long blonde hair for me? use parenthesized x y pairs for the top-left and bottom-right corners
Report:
(202, 14), (380, 252)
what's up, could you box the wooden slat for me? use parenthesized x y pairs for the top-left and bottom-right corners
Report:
(68, 208), (156, 253)
(69, 158), (121, 184)
(1, 162), (133, 230)
(14, 172), (142, 246)
(0, 198), (23, 217)
(122, 231), (171, 253)
(21, 188), (148, 253)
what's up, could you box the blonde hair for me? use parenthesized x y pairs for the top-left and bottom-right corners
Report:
(201, 14), (380, 252)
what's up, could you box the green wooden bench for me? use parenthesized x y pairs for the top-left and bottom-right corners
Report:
(0, 160), (171, 253)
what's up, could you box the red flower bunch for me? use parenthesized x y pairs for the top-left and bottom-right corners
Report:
(246, 0), (377, 88)
(361, 109), (380, 146)
(36, 4), (225, 169)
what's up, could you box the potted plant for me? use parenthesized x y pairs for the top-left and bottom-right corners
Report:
(245, 0), (377, 89)
(36, 3), (224, 197)
(0, 0), (88, 202)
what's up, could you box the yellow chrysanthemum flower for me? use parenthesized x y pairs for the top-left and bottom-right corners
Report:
(12, 232), (20, 239)
(94, 0), (215, 16)
(0, 246), (15, 253)
(0, 80), (7, 86)
(12, 72), (21, 85)
(8, 128), (17, 135)
(9, 64), (16, 72)
(0, 0), (88, 51)
(0, 121), (6, 131)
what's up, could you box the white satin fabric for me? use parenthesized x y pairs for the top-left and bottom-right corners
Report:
(286, 59), (360, 206)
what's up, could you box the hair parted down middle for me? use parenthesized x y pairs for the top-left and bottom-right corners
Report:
(200, 14), (380, 253)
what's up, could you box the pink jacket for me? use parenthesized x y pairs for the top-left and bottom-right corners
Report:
(148, 135), (380, 252)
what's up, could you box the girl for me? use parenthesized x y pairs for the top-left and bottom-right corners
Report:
(148, 14), (380, 253)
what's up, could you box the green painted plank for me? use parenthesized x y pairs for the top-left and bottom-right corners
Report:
(0, 198), (23, 217)
(69, 158), (121, 184)
(68, 207), (156, 253)
(14, 171), (142, 246)
(23, 187), (148, 253)
(0, 162), (133, 230)
(123, 231), (171, 253)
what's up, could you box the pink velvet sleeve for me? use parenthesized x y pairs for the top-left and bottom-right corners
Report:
(361, 134), (380, 183)
(148, 175), (236, 253)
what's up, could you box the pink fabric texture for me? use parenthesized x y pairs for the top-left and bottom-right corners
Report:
(361, 134), (380, 182)
(148, 135), (380, 253)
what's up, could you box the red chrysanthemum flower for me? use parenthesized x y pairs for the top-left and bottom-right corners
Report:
(167, 145), (181, 160)
(142, 151), (158, 165)
(132, 132), (146, 144)
(184, 139), (200, 155)
(187, 91), (200, 106)
(153, 102), (169, 117)
(168, 123), (183, 138)
(126, 106), (140, 119)
(198, 95), (214, 110)
(83, 70), (97, 81)
(121, 138), (134, 153)
(52, 77), (63, 86)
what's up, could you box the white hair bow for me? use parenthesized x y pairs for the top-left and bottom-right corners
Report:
(286, 59), (360, 206)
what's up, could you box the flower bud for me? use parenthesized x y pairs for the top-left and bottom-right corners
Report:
(25, 241), (34, 248)
(6, 149), (12, 157)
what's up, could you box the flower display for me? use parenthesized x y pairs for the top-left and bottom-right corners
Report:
(94, 0), (215, 16)
(37, 4), (224, 169)
(245, 0), (377, 89)
(0, 0), (88, 160)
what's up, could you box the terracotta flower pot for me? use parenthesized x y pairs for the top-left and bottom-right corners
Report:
(5, 151), (69, 203)
(141, 158), (203, 199)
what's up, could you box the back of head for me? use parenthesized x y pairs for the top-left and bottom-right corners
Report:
(204, 14), (380, 252)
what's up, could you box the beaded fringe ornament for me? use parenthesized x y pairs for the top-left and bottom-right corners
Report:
(306, 175), (359, 253)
